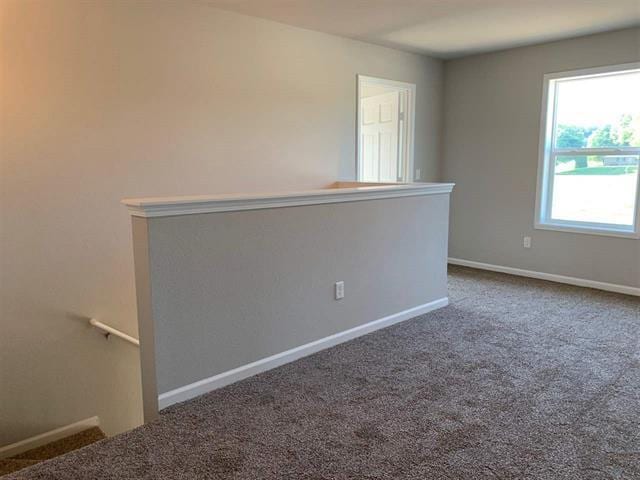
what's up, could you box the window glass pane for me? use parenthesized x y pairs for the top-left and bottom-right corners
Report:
(551, 155), (639, 226)
(554, 70), (640, 149)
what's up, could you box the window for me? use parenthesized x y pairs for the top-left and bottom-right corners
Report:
(535, 63), (640, 238)
(357, 75), (416, 183)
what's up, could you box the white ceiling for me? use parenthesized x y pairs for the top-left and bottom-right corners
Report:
(206, 0), (640, 58)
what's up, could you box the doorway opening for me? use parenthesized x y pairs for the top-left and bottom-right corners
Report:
(356, 75), (416, 183)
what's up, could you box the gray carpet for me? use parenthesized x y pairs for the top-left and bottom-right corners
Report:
(7, 266), (640, 479)
(0, 427), (106, 476)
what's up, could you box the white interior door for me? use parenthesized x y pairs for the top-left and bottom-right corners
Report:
(360, 91), (400, 182)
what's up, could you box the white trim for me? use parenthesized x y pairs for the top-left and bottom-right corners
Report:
(0, 417), (100, 459)
(355, 75), (418, 91)
(356, 75), (416, 183)
(534, 221), (640, 239)
(542, 62), (640, 81)
(448, 258), (639, 297)
(535, 62), (640, 239)
(122, 182), (454, 218)
(158, 297), (449, 409)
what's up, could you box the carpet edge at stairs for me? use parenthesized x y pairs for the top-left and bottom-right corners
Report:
(0, 427), (106, 476)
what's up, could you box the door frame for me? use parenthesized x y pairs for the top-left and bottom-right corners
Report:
(356, 75), (416, 183)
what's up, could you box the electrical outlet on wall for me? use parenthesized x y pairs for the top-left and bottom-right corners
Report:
(523, 236), (532, 249)
(415, 168), (421, 180)
(335, 281), (345, 300)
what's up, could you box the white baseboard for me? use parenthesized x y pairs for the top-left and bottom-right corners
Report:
(448, 257), (640, 297)
(0, 416), (100, 459)
(158, 297), (449, 409)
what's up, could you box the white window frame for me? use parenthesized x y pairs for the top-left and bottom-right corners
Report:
(535, 62), (640, 239)
(356, 75), (416, 183)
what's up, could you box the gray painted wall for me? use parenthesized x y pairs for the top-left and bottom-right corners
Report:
(136, 195), (449, 405)
(442, 28), (640, 288)
(0, 0), (443, 445)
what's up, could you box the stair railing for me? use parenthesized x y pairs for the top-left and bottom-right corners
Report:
(89, 318), (140, 347)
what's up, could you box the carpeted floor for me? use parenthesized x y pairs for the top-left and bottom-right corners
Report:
(6, 266), (640, 479)
(0, 428), (106, 476)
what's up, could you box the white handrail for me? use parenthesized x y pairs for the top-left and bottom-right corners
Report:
(89, 318), (140, 347)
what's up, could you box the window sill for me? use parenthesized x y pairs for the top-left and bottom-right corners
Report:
(534, 222), (640, 239)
